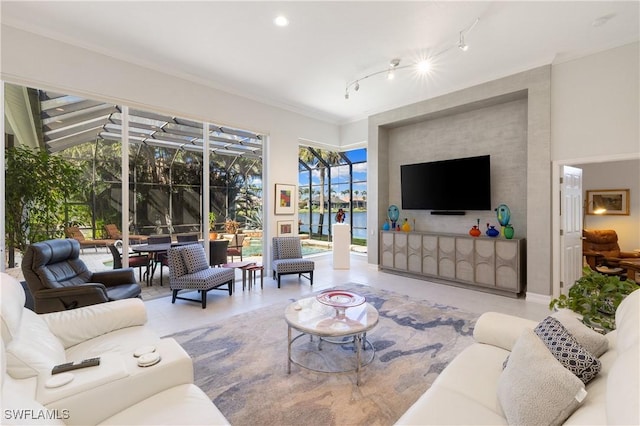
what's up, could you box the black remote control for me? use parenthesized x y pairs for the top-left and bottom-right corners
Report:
(51, 357), (101, 375)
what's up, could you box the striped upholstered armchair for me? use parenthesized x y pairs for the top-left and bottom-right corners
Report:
(271, 237), (314, 288)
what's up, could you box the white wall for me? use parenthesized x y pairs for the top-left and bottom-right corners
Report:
(578, 159), (640, 251)
(549, 42), (640, 297)
(551, 42), (639, 161)
(1, 25), (342, 249)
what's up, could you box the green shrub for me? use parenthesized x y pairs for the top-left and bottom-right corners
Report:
(549, 267), (638, 333)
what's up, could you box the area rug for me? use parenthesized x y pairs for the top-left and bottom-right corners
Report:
(168, 284), (478, 426)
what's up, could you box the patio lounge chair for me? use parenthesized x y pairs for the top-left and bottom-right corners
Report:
(104, 223), (148, 244)
(64, 225), (115, 252)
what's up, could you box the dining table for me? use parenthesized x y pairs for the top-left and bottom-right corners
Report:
(131, 241), (201, 286)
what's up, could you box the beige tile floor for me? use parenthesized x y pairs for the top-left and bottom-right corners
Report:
(7, 249), (551, 337)
(142, 252), (550, 337)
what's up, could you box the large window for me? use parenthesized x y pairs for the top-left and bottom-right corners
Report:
(3, 83), (263, 269)
(298, 147), (367, 246)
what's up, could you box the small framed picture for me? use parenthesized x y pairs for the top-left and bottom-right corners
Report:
(586, 189), (630, 215)
(275, 183), (296, 215)
(277, 220), (294, 237)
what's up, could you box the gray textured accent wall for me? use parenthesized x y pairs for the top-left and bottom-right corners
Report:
(368, 66), (552, 297)
(386, 98), (528, 236)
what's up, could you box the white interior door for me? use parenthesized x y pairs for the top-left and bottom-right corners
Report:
(560, 165), (583, 293)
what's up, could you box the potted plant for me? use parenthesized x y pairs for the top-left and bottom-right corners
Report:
(225, 219), (240, 235)
(209, 212), (218, 240)
(549, 266), (638, 333)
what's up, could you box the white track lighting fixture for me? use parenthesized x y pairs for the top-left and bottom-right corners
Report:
(344, 18), (479, 100)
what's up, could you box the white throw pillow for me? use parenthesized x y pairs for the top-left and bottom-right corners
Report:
(5, 309), (66, 378)
(552, 309), (608, 357)
(497, 328), (587, 425)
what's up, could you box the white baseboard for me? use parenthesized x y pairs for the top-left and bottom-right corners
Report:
(526, 292), (551, 305)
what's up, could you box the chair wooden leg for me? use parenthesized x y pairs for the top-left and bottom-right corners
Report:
(310, 271), (313, 285)
(172, 290), (178, 304)
(201, 290), (207, 309)
(278, 274), (281, 288)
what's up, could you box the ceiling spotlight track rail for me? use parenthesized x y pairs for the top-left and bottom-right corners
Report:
(344, 18), (479, 100)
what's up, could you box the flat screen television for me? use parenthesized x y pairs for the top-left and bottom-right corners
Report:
(401, 155), (491, 211)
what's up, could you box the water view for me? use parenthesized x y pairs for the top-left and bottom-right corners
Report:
(299, 211), (367, 240)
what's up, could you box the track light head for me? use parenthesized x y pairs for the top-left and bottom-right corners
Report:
(417, 59), (431, 74)
(354, 81), (360, 91)
(389, 58), (400, 68)
(458, 32), (468, 51)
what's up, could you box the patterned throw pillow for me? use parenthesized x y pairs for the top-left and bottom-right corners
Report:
(534, 316), (601, 384)
(277, 237), (302, 259)
(180, 245), (209, 274)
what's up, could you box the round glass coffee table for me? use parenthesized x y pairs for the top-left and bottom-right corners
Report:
(285, 290), (379, 385)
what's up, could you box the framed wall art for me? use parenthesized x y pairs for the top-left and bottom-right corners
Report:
(275, 183), (296, 215)
(586, 189), (630, 215)
(277, 220), (294, 237)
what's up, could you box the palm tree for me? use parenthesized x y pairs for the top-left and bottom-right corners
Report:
(299, 147), (341, 237)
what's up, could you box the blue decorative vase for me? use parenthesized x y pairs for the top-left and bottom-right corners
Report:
(495, 204), (511, 227)
(388, 205), (400, 223)
(382, 220), (390, 231)
(486, 225), (499, 238)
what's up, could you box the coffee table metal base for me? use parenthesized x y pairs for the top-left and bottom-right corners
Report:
(287, 327), (375, 386)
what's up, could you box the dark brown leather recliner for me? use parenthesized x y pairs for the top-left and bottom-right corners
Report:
(582, 229), (640, 269)
(21, 238), (141, 314)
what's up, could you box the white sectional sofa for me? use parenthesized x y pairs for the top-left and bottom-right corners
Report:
(397, 288), (639, 425)
(0, 273), (228, 425)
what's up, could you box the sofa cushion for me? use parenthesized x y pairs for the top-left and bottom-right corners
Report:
(552, 309), (609, 357)
(5, 309), (66, 379)
(181, 245), (209, 274)
(606, 344), (639, 425)
(395, 386), (507, 425)
(497, 328), (586, 425)
(534, 316), (601, 384)
(276, 237), (302, 259)
(41, 298), (148, 349)
(613, 289), (639, 354)
(1, 274), (27, 346)
(99, 384), (230, 425)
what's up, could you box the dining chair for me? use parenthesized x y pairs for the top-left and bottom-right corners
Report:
(176, 233), (199, 243)
(227, 234), (246, 261)
(147, 235), (172, 285)
(108, 244), (149, 281)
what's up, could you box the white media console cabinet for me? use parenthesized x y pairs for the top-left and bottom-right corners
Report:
(379, 231), (525, 296)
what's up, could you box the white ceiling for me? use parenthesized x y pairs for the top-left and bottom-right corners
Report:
(2, 1), (638, 125)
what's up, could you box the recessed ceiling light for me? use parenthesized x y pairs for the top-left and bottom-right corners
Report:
(274, 16), (289, 27)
